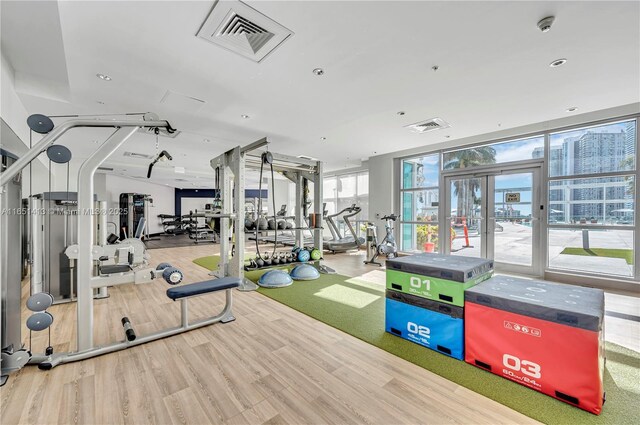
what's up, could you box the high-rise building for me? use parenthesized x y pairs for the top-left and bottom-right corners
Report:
(546, 129), (631, 221)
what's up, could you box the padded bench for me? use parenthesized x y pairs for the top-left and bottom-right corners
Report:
(166, 277), (241, 301)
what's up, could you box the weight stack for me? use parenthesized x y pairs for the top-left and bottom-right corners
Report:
(464, 275), (605, 415)
(384, 253), (494, 360)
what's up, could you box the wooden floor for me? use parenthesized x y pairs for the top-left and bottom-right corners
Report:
(1, 243), (636, 425)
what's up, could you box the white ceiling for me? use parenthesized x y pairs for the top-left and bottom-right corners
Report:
(1, 0), (639, 188)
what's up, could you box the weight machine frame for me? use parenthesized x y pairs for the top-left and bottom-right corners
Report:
(210, 138), (324, 291)
(1, 116), (235, 371)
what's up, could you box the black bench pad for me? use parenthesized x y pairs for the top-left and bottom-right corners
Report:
(100, 264), (132, 275)
(166, 277), (241, 300)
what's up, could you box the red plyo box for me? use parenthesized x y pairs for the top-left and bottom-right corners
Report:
(464, 276), (605, 414)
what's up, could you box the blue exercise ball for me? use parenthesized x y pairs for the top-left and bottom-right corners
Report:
(297, 249), (311, 262)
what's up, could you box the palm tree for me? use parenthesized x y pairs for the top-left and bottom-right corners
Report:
(444, 147), (497, 225)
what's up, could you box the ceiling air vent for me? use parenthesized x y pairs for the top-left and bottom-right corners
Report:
(123, 152), (154, 160)
(197, 0), (293, 63)
(405, 118), (451, 134)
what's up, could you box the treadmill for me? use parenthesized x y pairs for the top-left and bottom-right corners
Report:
(324, 204), (365, 252)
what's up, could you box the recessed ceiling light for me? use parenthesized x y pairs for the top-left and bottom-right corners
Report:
(397, 111), (405, 116)
(566, 107), (579, 112)
(320, 137), (326, 140)
(96, 73), (112, 81)
(312, 68), (324, 76)
(549, 58), (567, 68)
(241, 114), (250, 119)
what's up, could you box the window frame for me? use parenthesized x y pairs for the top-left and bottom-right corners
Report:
(395, 114), (639, 289)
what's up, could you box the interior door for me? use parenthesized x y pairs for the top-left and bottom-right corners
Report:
(444, 167), (541, 276)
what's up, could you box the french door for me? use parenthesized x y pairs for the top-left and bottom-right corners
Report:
(443, 166), (542, 276)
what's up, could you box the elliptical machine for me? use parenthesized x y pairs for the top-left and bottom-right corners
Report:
(364, 214), (398, 266)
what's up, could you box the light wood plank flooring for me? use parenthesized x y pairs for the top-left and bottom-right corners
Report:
(2, 243), (634, 425)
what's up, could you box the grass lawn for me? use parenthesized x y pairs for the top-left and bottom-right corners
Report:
(561, 247), (634, 265)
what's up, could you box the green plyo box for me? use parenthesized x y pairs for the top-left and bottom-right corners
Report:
(386, 253), (494, 307)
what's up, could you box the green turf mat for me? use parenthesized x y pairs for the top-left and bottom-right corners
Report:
(561, 248), (634, 265)
(194, 255), (640, 425)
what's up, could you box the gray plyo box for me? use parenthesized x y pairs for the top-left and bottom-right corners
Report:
(465, 275), (604, 331)
(386, 289), (464, 319)
(386, 253), (493, 282)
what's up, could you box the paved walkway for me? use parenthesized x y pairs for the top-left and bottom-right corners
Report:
(450, 222), (634, 277)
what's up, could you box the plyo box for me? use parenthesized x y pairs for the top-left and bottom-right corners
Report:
(385, 289), (464, 359)
(465, 275), (605, 414)
(386, 253), (494, 307)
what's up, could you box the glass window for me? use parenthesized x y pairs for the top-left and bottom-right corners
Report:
(323, 171), (369, 236)
(357, 173), (369, 196)
(323, 177), (336, 198)
(401, 223), (452, 253)
(400, 154), (441, 254)
(337, 174), (356, 198)
(549, 120), (636, 177)
(402, 154), (439, 189)
(443, 136), (544, 170)
(401, 190), (439, 222)
(548, 228), (634, 277)
(548, 176), (635, 225)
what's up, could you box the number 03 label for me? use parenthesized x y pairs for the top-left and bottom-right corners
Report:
(503, 354), (541, 379)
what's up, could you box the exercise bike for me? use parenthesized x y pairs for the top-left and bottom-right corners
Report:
(364, 214), (398, 266)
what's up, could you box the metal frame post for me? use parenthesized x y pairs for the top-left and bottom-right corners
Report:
(314, 160), (324, 251)
(295, 173), (304, 247)
(76, 127), (139, 351)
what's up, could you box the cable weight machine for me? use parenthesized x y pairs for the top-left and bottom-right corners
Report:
(210, 138), (330, 291)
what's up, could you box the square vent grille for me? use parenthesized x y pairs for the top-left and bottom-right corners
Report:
(197, 0), (293, 63)
(405, 118), (451, 134)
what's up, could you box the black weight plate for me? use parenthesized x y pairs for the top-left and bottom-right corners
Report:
(26, 292), (54, 312)
(26, 311), (54, 331)
(46, 145), (72, 163)
(27, 114), (54, 134)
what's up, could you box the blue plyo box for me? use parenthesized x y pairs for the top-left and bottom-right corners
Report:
(385, 289), (464, 360)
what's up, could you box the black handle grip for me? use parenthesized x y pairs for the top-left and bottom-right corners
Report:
(121, 317), (136, 341)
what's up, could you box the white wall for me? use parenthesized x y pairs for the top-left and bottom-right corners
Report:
(181, 197), (211, 215)
(368, 103), (640, 230)
(1, 52), (51, 195)
(95, 174), (175, 235)
(267, 179), (293, 216)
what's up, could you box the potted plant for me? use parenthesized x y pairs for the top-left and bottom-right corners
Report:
(417, 224), (437, 252)
(417, 224), (456, 253)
